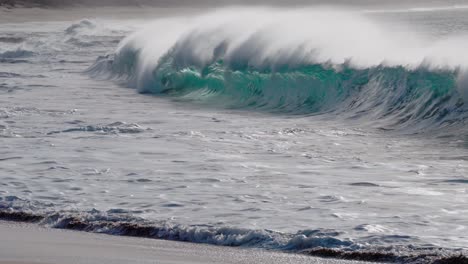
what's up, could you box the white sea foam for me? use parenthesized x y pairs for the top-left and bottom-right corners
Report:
(108, 8), (468, 94)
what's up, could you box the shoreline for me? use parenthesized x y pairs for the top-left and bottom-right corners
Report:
(0, 211), (467, 264)
(0, 220), (375, 264)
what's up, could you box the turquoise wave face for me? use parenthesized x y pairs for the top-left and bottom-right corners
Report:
(88, 47), (467, 133)
(137, 52), (464, 130)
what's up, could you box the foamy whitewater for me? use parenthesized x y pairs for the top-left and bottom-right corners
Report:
(1, 4), (468, 263)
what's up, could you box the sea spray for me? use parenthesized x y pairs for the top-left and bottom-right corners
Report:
(88, 8), (468, 132)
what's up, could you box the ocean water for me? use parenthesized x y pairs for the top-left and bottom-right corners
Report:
(1, 5), (468, 262)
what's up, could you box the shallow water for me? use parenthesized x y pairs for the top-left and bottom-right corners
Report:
(0, 5), (467, 260)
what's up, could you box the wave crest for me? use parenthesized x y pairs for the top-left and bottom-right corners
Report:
(89, 8), (468, 132)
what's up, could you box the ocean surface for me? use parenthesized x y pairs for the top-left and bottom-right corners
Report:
(1, 4), (467, 263)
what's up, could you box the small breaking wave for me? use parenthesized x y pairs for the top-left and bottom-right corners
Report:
(65, 19), (96, 35)
(0, 72), (22, 78)
(0, 206), (466, 264)
(0, 47), (34, 59)
(0, 36), (25, 44)
(46, 122), (149, 135)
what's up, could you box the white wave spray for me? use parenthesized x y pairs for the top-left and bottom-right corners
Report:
(108, 8), (468, 94)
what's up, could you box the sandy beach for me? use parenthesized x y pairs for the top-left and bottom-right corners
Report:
(0, 221), (376, 264)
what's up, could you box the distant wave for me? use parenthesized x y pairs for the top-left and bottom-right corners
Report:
(0, 0), (142, 8)
(0, 47), (34, 59)
(2, 0), (467, 10)
(365, 5), (468, 13)
(0, 36), (24, 43)
(88, 8), (468, 134)
(0, 0), (251, 8)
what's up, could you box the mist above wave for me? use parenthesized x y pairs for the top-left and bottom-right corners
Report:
(105, 8), (468, 89)
(89, 8), (468, 106)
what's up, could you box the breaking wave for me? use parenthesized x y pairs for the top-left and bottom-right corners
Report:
(88, 8), (468, 133)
